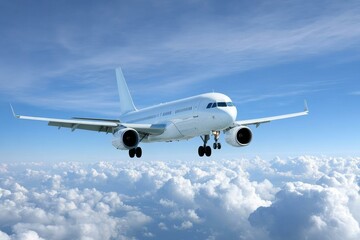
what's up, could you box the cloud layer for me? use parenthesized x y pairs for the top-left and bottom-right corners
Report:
(0, 156), (359, 240)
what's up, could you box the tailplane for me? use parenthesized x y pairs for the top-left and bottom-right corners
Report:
(116, 67), (137, 115)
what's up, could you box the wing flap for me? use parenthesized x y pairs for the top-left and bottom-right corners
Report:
(48, 122), (114, 133)
(72, 117), (120, 123)
(122, 123), (166, 135)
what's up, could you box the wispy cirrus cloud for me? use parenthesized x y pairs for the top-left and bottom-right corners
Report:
(350, 91), (360, 95)
(0, 0), (359, 114)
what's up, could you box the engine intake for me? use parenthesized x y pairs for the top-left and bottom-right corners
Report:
(225, 126), (252, 147)
(112, 128), (139, 150)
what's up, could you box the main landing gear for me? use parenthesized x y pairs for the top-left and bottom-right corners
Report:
(198, 135), (212, 157)
(129, 147), (142, 158)
(128, 134), (148, 158)
(198, 131), (222, 157)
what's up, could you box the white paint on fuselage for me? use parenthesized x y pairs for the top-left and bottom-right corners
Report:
(120, 93), (237, 142)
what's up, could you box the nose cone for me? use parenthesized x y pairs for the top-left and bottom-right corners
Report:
(219, 107), (237, 127)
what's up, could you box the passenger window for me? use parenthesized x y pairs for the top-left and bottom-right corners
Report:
(206, 103), (212, 108)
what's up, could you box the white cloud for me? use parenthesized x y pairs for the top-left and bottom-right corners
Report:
(0, 156), (359, 239)
(0, 231), (11, 240)
(249, 181), (360, 240)
(12, 230), (45, 240)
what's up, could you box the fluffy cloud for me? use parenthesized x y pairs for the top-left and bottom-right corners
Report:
(249, 181), (360, 240)
(0, 156), (359, 240)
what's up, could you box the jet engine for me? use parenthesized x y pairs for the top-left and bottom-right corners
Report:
(225, 126), (252, 147)
(112, 128), (139, 150)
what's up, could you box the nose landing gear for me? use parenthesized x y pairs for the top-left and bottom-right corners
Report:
(212, 131), (221, 150)
(213, 142), (221, 149)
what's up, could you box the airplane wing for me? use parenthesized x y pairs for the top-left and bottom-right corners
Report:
(235, 101), (309, 127)
(10, 105), (165, 135)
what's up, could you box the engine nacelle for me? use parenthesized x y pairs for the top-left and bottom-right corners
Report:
(225, 126), (252, 147)
(112, 128), (139, 150)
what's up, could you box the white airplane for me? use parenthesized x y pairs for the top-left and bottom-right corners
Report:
(11, 68), (308, 158)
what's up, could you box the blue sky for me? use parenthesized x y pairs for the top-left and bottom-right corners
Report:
(1, 0), (360, 161)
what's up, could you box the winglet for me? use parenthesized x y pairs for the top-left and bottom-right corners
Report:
(304, 100), (309, 113)
(10, 104), (19, 118)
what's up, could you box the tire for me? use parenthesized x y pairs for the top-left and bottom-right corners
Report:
(213, 143), (217, 149)
(205, 146), (212, 157)
(217, 143), (221, 149)
(129, 148), (135, 158)
(198, 146), (205, 157)
(135, 147), (142, 158)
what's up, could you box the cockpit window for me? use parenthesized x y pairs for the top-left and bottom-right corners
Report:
(227, 102), (234, 106)
(217, 102), (227, 107)
(207, 101), (235, 109)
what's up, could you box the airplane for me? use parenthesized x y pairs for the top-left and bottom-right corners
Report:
(11, 67), (309, 158)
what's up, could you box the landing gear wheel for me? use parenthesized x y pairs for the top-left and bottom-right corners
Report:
(135, 147), (142, 158)
(198, 135), (211, 157)
(129, 148), (136, 158)
(205, 146), (212, 157)
(212, 131), (221, 151)
(198, 146), (205, 157)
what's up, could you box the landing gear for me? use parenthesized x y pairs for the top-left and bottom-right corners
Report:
(198, 146), (205, 157)
(198, 145), (212, 157)
(129, 148), (135, 158)
(198, 135), (212, 157)
(135, 147), (142, 158)
(212, 131), (221, 150)
(205, 146), (211, 156)
(129, 147), (142, 158)
(128, 134), (148, 158)
(198, 131), (222, 157)
(213, 142), (221, 149)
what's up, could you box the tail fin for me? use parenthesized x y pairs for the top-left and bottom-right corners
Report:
(116, 67), (137, 115)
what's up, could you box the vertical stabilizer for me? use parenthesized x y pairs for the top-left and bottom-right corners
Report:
(116, 67), (137, 115)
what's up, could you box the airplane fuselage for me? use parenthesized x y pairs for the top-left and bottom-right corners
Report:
(120, 93), (237, 142)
